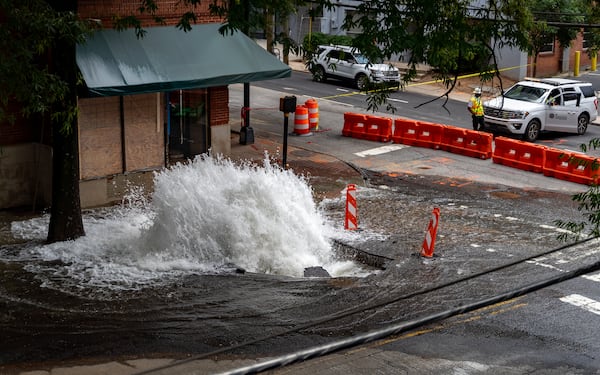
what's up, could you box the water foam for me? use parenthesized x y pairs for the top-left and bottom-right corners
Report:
(6, 155), (365, 293)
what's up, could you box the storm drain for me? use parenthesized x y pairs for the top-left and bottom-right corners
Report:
(332, 239), (393, 270)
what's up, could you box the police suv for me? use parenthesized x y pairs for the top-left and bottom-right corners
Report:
(483, 78), (598, 142)
(310, 45), (401, 90)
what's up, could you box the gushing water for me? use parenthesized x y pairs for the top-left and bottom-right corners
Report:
(5, 155), (363, 295)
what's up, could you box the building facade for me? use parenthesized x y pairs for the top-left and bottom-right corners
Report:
(0, 0), (289, 210)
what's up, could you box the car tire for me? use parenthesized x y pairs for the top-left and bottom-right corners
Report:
(312, 66), (326, 83)
(355, 73), (369, 90)
(523, 119), (541, 142)
(577, 113), (589, 135)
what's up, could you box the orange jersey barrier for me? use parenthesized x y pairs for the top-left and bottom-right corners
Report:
(364, 115), (393, 142)
(543, 148), (600, 185)
(492, 136), (546, 173)
(342, 112), (368, 138)
(440, 126), (493, 159)
(392, 118), (443, 149)
(342, 113), (392, 142)
(391, 118), (419, 144)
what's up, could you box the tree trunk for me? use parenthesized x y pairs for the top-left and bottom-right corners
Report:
(265, 9), (274, 54)
(282, 15), (289, 65)
(46, 0), (85, 243)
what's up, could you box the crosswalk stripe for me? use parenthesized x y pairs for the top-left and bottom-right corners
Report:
(582, 273), (600, 283)
(354, 144), (407, 157)
(559, 294), (600, 316)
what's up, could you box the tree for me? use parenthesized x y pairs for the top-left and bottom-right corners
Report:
(320, 0), (537, 111)
(528, 0), (585, 77)
(1, 0), (203, 243)
(1, 0), (89, 242)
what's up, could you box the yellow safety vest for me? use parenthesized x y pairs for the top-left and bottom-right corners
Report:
(469, 96), (484, 116)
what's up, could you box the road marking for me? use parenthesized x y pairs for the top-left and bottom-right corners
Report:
(560, 294), (600, 316)
(583, 273), (600, 282)
(354, 144), (407, 157)
(388, 98), (409, 104)
(525, 259), (565, 272)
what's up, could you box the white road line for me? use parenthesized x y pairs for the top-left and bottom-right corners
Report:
(582, 273), (600, 283)
(354, 144), (408, 158)
(388, 98), (409, 104)
(525, 260), (565, 272)
(559, 294), (600, 316)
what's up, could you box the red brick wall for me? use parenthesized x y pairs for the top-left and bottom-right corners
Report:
(78, 0), (222, 28)
(0, 102), (48, 146)
(209, 86), (229, 125)
(528, 32), (593, 77)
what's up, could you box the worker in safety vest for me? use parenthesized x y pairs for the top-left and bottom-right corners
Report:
(467, 87), (485, 131)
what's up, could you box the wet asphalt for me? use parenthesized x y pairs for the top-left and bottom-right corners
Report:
(2, 70), (600, 374)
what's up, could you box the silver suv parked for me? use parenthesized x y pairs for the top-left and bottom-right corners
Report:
(310, 45), (401, 90)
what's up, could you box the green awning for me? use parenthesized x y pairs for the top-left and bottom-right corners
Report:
(76, 24), (291, 97)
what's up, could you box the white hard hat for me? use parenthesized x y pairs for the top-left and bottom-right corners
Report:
(473, 87), (482, 94)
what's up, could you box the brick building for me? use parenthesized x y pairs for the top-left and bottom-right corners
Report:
(0, 1), (290, 210)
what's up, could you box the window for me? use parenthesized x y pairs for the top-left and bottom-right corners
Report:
(583, 31), (592, 50)
(579, 85), (595, 98)
(540, 36), (555, 54)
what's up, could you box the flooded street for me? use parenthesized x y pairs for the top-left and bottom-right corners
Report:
(0, 153), (590, 372)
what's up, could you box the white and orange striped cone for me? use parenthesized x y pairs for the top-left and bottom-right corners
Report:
(421, 207), (440, 258)
(344, 184), (358, 230)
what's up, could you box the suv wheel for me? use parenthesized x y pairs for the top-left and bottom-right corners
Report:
(577, 113), (589, 135)
(523, 119), (541, 142)
(312, 65), (326, 83)
(355, 73), (369, 90)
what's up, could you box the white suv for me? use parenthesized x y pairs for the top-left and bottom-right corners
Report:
(310, 45), (401, 90)
(484, 78), (598, 142)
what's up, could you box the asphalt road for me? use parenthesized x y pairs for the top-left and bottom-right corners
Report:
(253, 70), (600, 156)
(226, 80), (600, 375)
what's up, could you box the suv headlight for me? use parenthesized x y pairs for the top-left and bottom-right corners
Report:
(369, 69), (384, 77)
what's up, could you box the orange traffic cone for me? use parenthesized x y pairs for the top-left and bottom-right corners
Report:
(345, 184), (358, 230)
(421, 207), (440, 257)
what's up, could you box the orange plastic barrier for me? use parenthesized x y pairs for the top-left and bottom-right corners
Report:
(364, 115), (393, 142)
(440, 126), (492, 159)
(342, 112), (367, 138)
(492, 136), (546, 173)
(543, 148), (600, 185)
(421, 207), (440, 258)
(391, 118), (419, 144)
(293, 105), (311, 135)
(345, 184), (358, 230)
(391, 118), (443, 149)
(305, 98), (319, 131)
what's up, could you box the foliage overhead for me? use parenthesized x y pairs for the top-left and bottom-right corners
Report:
(0, 0), (94, 126)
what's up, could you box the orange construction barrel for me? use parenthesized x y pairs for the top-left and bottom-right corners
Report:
(305, 98), (319, 131)
(293, 105), (312, 136)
